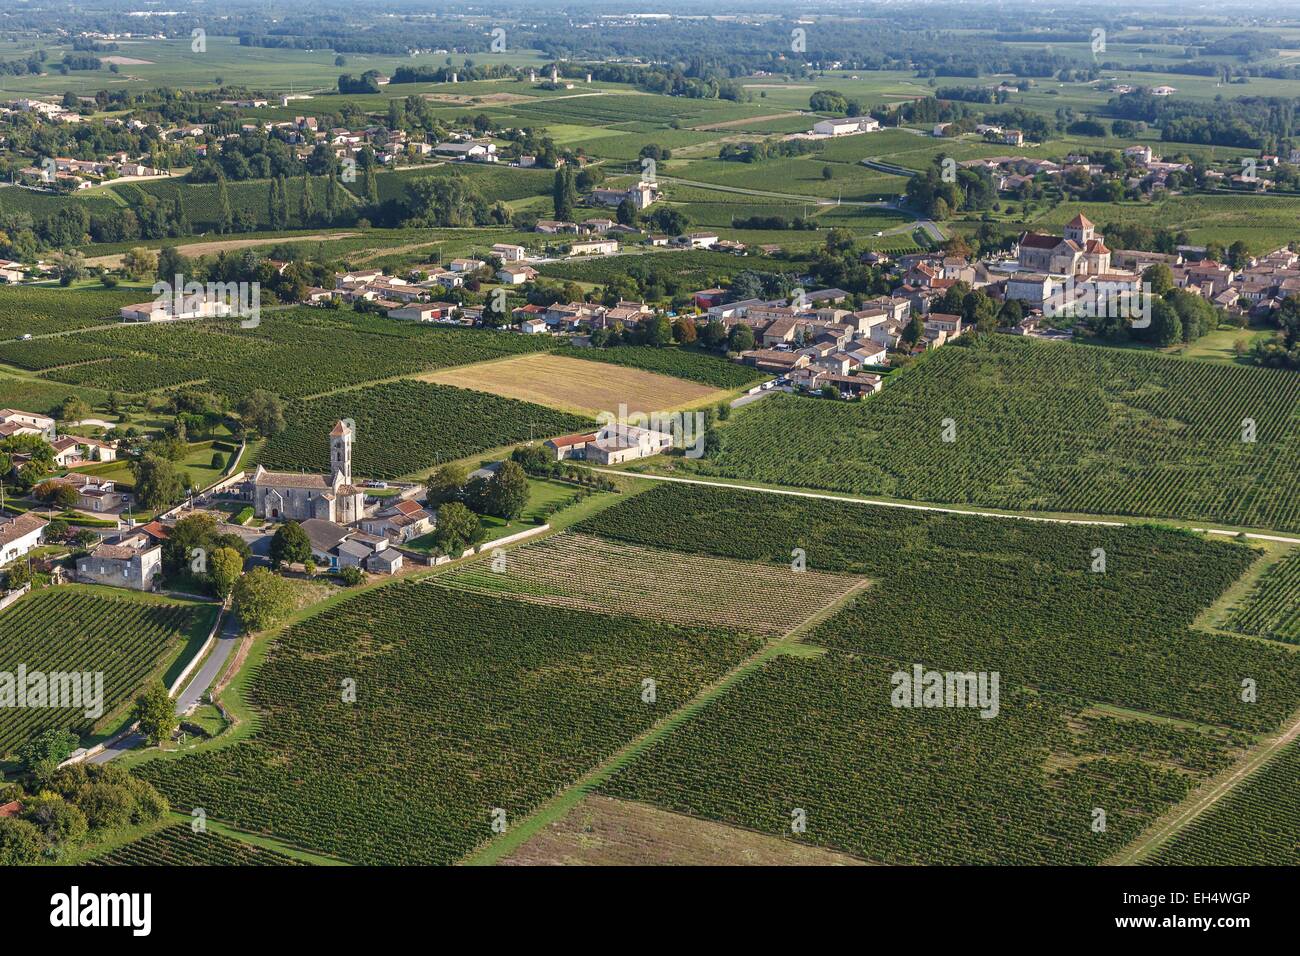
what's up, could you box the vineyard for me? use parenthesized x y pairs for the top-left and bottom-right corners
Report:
(559, 344), (766, 390)
(135, 582), (759, 865)
(440, 531), (867, 636)
(537, 248), (813, 291)
(600, 653), (1227, 865)
(1146, 739), (1300, 866)
(85, 823), (307, 866)
(694, 337), (1300, 533)
(577, 483), (1300, 731)
(0, 309), (562, 400)
(0, 589), (217, 756)
(0, 286), (142, 342)
(258, 379), (590, 478)
(1224, 549), (1300, 644)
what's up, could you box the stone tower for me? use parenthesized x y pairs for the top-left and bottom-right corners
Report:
(329, 420), (353, 484)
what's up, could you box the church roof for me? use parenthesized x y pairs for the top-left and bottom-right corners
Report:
(1068, 213), (1094, 229)
(255, 470), (329, 490)
(330, 420), (351, 437)
(1018, 232), (1061, 250)
(1085, 239), (1110, 254)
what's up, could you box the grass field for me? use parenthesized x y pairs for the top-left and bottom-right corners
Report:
(440, 531), (868, 636)
(418, 351), (729, 416)
(501, 793), (866, 866)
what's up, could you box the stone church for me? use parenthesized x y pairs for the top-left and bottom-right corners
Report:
(252, 420), (367, 524)
(1016, 213), (1112, 276)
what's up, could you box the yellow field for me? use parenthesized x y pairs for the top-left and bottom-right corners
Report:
(417, 351), (727, 416)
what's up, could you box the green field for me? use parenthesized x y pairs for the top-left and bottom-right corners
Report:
(84, 821), (308, 866)
(682, 336), (1300, 533)
(0, 588), (218, 756)
(259, 379), (590, 479)
(1146, 739), (1300, 866)
(135, 581), (760, 865)
(1225, 549), (1300, 644)
(576, 483), (1298, 863)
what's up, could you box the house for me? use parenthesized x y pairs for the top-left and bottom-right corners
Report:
(1124, 145), (1154, 166)
(448, 258), (485, 273)
(924, 313), (964, 337)
(492, 243), (527, 263)
(584, 423), (674, 466)
(120, 296), (234, 323)
(812, 117), (878, 136)
(544, 432), (598, 461)
(359, 498), (433, 543)
(496, 265), (538, 285)
(535, 220), (578, 234)
(75, 535), (162, 591)
(678, 233), (719, 250)
(252, 421), (367, 524)
(0, 514), (47, 564)
(692, 288), (728, 309)
(433, 140), (497, 161)
(521, 318), (548, 334)
(0, 259), (25, 283)
(387, 303), (456, 323)
(570, 239), (619, 257)
(50, 435), (117, 465)
(0, 409), (56, 441)
(996, 129), (1024, 146)
(591, 182), (659, 210)
(1006, 273), (1056, 307)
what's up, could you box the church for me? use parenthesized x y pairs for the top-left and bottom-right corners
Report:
(1016, 213), (1111, 276)
(251, 420), (368, 524)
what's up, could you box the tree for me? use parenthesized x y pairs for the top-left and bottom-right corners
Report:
(645, 314), (673, 347)
(130, 454), (185, 510)
(616, 197), (637, 226)
(485, 460), (530, 520)
(727, 323), (755, 353)
(208, 546), (244, 599)
(299, 171), (315, 227)
(1143, 263), (1175, 297)
(236, 389), (285, 436)
(552, 167), (576, 220)
(673, 315), (697, 344)
(59, 395), (91, 422)
(232, 567), (296, 632)
(270, 520), (312, 569)
(34, 480), (78, 509)
(216, 172), (233, 234)
(903, 314), (925, 345)
(134, 681), (177, 746)
(15, 728), (78, 783)
(0, 817), (44, 866)
(822, 165), (834, 180)
(425, 462), (467, 506)
(432, 501), (483, 555)
(121, 247), (158, 280)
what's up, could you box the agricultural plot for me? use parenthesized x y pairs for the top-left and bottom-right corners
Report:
(538, 247), (812, 290)
(577, 483), (1299, 863)
(693, 337), (1300, 533)
(441, 531), (867, 637)
(0, 589), (217, 756)
(1145, 739), (1300, 866)
(577, 484), (1300, 732)
(258, 379), (590, 479)
(1224, 549), (1300, 644)
(558, 344), (766, 390)
(8, 309), (560, 399)
(0, 374), (106, 418)
(85, 823), (307, 866)
(679, 157), (911, 202)
(419, 351), (727, 416)
(135, 582), (760, 865)
(0, 287), (142, 342)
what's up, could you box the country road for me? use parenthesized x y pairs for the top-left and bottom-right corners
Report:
(590, 469), (1300, 545)
(90, 607), (241, 764)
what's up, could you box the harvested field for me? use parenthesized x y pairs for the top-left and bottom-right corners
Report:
(501, 794), (867, 866)
(418, 351), (727, 415)
(439, 531), (869, 636)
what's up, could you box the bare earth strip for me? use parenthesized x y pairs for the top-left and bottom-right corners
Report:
(418, 351), (728, 416)
(440, 531), (869, 637)
(501, 794), (867, 866)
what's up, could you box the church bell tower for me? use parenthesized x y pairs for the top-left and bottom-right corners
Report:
(329, 420), (353, 484)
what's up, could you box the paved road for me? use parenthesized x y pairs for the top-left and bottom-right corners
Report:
(90, 606), (241, 764)
(731, 386), (792, 409)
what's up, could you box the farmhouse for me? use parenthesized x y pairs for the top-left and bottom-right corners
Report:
(812, 117), (879, 136)
(120, 296), (234, 323)
(300, 518), (404, 573)
(252, 421), (367, 524)
(0, 409), (56, 441)
(75, 533), (162, 591)
(496, 265), (538, 285)
(492, 243), (527, 263)
(359, 498), (433, 543)
(0, 514), (47, 564)
(570, 239), (619, 257)
(591, 182), (659, 210)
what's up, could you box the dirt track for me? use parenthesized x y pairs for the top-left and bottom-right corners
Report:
(86, 232), (360, 267)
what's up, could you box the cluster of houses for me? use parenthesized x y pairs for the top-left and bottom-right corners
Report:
(544, 422), (674, 465)
(2, 98), (81, 125)
(15, 152), (168, 190)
